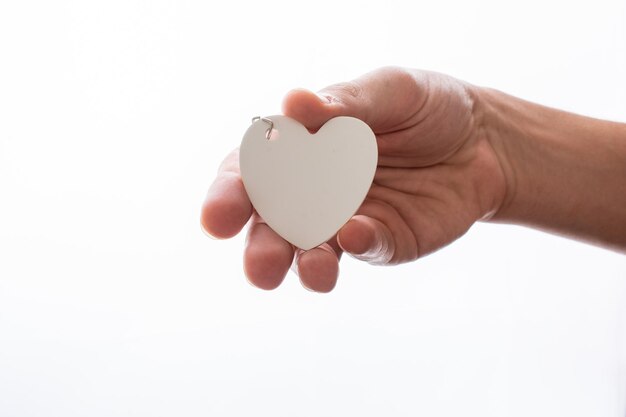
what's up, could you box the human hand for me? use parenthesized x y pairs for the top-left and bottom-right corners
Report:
(201, 67), (507, 292)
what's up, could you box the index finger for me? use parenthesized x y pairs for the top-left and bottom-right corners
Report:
(201, 148), (253, 239)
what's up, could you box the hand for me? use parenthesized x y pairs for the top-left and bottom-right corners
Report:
(201, 67), (506, 292)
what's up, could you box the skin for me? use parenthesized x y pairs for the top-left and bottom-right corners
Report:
(201, 67), (626, 292)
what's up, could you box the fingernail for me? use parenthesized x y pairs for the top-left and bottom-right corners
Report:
(315, 93), (334, 104)
(337, 219), (370, 255)
(293, 248), (306, 276)
(200, 223), (218, 240)
(294, 250), (317, 293)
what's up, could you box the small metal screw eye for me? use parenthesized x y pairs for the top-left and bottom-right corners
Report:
(251, 116), (274, 140)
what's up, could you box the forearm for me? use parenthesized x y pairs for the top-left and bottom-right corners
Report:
(477, 87), (626, 252)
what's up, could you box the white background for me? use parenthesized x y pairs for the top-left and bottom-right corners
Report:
(1, 1), (625, 416)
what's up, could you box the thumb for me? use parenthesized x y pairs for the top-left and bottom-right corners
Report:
(337, 215), (396, 265)
(283, 67), (416, 133)
(282, 67), (411, 132)
(281, 84), (370, 132)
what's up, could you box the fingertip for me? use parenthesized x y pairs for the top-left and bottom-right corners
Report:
(243, 254), (286, 291)
(201, 175), (252, 239)
(296, 246), (339, 293)
(200, 220), (217, 240)
(337, 215), (394, 265)
(243, 223), (294, 291)
(244, 263), (288, 291)
(337, 216), (376, 255)
(282, 88), (331, 131)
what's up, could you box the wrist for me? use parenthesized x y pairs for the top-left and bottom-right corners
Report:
(461, 85), (514, 223)
(472, 87), (536, 223)
(473, 85), (626, 250)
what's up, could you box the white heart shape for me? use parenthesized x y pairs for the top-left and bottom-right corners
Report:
(239, 115), (378, 250)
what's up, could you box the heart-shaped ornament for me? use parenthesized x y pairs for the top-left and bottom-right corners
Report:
(239, 115), (378, 250)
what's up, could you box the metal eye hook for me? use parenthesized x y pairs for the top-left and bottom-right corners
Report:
(251, 116), (274, 140)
